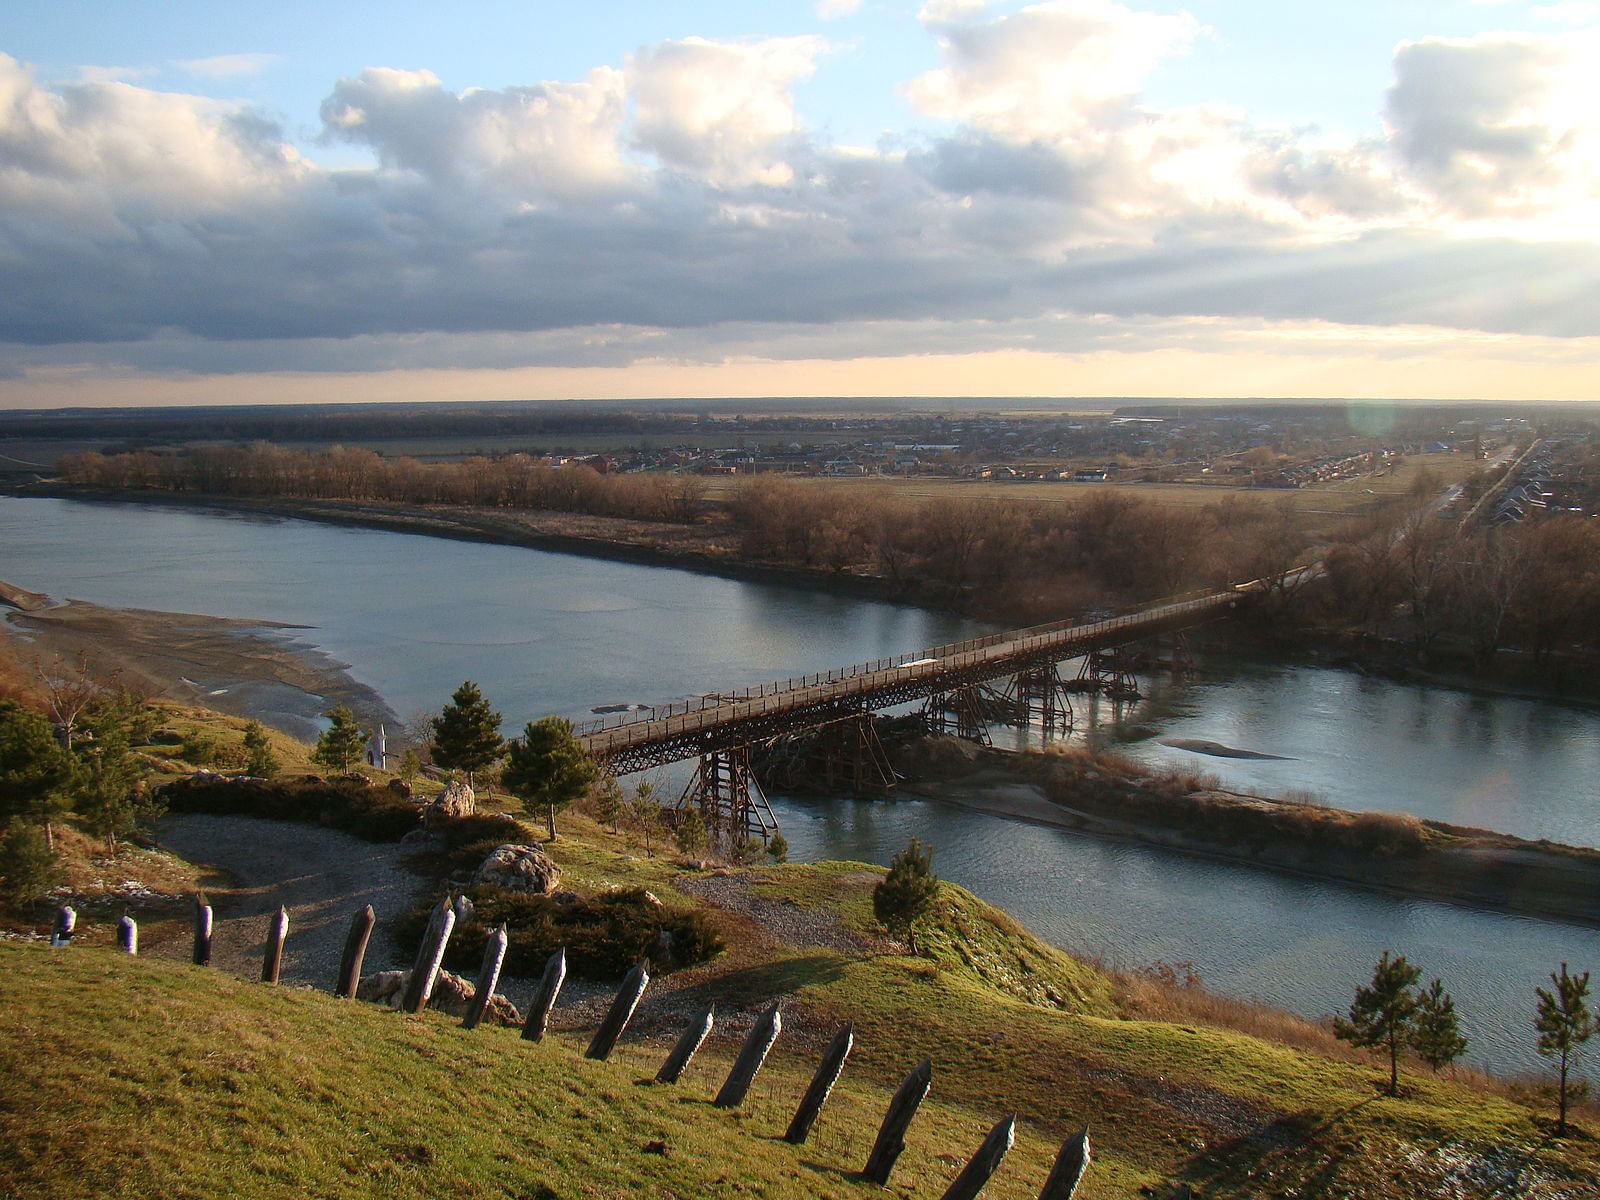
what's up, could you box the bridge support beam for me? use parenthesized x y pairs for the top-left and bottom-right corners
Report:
(1004, 663), (1074, 736)
(925, 686), (992, 746)
(1077, 646), (1141, 704)
(677, 747), (779, 849)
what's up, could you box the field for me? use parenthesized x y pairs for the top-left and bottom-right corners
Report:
(3, 704), (1597, 1200)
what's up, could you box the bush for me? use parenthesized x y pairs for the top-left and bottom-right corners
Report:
(0, 820), (61, 907)
(431, 812), (530, 873)
(161, 775), (419, 842)
(396, 885), (723, 980)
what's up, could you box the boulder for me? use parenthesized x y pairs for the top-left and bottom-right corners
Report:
(424, 778), (475, 826)
(356, 968), (522, 1026)
(388, 778), (413, 799)
(472, 843), (559, 895)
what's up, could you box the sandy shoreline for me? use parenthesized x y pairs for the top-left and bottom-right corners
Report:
(1, 581), (397, 740)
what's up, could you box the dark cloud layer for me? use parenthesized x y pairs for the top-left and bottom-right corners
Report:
(0, 7), (1596, 381)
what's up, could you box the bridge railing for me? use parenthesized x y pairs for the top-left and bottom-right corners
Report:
(572, 588), (1236, 743)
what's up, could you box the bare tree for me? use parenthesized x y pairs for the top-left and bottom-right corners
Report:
(33, 654), (104, 751)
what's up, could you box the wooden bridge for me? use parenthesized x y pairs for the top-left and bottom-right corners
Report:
(575, 583), (1256, 840)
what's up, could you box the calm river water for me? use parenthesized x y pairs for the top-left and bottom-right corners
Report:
(4, 495), (1598, 1078)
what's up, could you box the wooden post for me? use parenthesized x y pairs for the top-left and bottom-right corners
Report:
(192, 896), (213, 966)
(521, 947), (567, 1042)
(656, 1003), (714, 1084)
(401, 898), (456, 1014)
(462, 924), (509, 1030)
(941, 1114), (1016, 1200)
(335, 905), (375, 998)
(715, 1004), (782, 1108)
(862, 1058), (932, 1185)
(50, 905), (75, 947)
(785, 1022), (853, 1144)
(260, 905), (290, 984)
(117, 914), (137, 955)
(1038, 1126), (1091, 1200)
(585, 960), (649, 1061)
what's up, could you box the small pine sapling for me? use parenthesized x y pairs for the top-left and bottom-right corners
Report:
(1333, 950), (1422, 1095)
(312, 705), (368, 775)
(1535, 962), (1594, 1136)
(242, 721), (280, 778)
(767, 831), (789, 864)
(1411, 978), (1468, 1072)
(873, 838), (939, 954)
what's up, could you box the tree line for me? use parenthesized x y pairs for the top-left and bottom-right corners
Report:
(60, 445), (706, 524)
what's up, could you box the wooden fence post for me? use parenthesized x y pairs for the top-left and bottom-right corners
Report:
(117, 914), (137, 955)
(941, 1114), (1016, 1200)
(401, 898), (456, 1014)
(1038, 1126), (1091, 1200)
(784, 1022), (853, 1144)
(192, 896), (213, 966)
(50, 905), (75, 947)
(335, 905), (375, 998)
(714, 1004), (782, 1108)
(861, 1058), (932, 1185)
(655, 1002), (714, 1084)
(521, 947), (567, 1043)
(462, 924), (509, 1030)
(585, 960), (649, 1061)
(261, 905), (290, 984)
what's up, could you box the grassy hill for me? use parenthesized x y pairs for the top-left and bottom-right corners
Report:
(2, 704), (1597, 1197)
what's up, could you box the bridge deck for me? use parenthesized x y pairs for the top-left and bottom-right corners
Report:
(577, 587), (1243, 774)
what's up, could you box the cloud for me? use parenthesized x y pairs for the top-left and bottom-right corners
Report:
(1385, 31), (1600, 217)
(174, 53), (280, 79)
(0, 13), (1598, 393)
(627, 36), (825, 186)
(1532, 2), (1600, 24)
(906, 0), (1198, 142)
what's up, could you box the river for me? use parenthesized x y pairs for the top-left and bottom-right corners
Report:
(4, 495), (1598, 1078)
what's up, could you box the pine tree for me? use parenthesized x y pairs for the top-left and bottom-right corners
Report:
(873, 838), (939, 954)
(501, 716), (598, 841)
(312, 705), (367, 775)
(1535, 962), (1594, 1136)
(626, 780), (663, 856)
(0, 819), (60, 906)
(673, 805), (707, 856)
(1411, 978), (1468, 1072)
(593, 775), (625, 835)
(430, 681), (505, 786)
(767, 831), (789, 864)
(1333, 951), (1422, 1095)
(398, 748), (422, 788)
(242, 721), (280, 778)
(0, 701), (75, 849)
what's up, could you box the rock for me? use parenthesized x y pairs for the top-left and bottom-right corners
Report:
(399, 828), (442, 847)
(356, 968), (522, 1026)
(640, 891), (663, 909)
(336, 772), (372, 785)
(425, 778), (476, 825)
(551, 890), (581, 906)
(388, 778), (413, 799)
(651, 928), (674, 966)
(453, 894), (475, 924)
(472, 844), (559, 895)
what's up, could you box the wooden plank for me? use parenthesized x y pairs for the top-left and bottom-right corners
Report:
(862, 1058), (932, 1185)
(941, 1114), (1016, 1200)
(260, 905), (289, 984)
(1038, 1126), (1091, 1200)
(520, 947), (567, 1043)
(713, 1004), (782, 1108)
(585, 961), (649, 1061)
(784, 1022), (852, 1144)
(462, 924), (509, 1030)
(334, 905), (375, 998)
(656, 1003), (714, 1084)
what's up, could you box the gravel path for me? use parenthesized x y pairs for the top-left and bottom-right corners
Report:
(676, 872), (881, 955)
(155, 814), (431, 986)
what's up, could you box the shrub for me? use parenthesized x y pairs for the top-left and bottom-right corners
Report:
(0, 820), (60, 907)
(396, 885), (722, 980)
(161, 775), (419, 842)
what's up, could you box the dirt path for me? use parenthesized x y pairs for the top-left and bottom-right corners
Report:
(154, 814), (431, 986)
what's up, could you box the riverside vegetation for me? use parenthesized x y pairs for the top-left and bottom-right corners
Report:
(4, 696), (1600, 1197)
(54, 442), (1600, 665)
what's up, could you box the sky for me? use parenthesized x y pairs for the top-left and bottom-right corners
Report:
(1, 0), (1597, 408)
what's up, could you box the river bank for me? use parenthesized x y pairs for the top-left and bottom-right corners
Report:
(890, 734), (1600, 928)
(0, 581), (396, 740)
